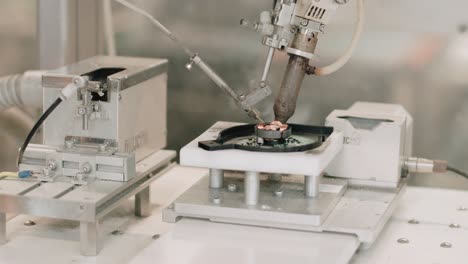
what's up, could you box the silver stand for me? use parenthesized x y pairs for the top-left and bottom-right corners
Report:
(0, 150), (175, 256)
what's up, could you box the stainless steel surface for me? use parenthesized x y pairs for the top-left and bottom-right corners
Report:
(244, 171), (260, 205)
(164, 175), (348, 229)
(209, 168), (224, 189)
(0, 149), (175, 255)
(41, 56), (168, 164)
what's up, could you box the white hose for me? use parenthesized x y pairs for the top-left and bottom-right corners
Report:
(0, 71), (44, 112)
(103, 0), (117, 56)
(314, 0), (365, 76)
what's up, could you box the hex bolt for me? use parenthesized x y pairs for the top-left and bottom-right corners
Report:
(65, 140), (74, 149)
(81, 162), (92, 174)
(78, 107), (87, 115)
(274, 189), (283, 197)
(212, 196), (221, 204)
(227, 183), (238, 192)
(99, 144), (107, 152)
(47, 160), (57, 171)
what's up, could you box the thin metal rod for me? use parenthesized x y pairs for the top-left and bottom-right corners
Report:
(113, 0), (194, 57)
(245, 171), (260, 205)
(113, 0), (264, 123)
(209, 169), (224, 189)
(261, 47), (275, 83)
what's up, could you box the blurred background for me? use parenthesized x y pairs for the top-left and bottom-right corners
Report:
(1, 0), (468, 188)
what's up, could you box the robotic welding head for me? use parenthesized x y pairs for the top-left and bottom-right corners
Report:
(244, 0), (349, 123)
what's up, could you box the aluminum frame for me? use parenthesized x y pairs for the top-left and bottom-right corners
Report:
(0, 150), (176, 256)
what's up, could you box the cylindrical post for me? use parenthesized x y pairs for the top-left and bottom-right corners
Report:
(304, 175), (320, 198)
(245, 171), (260, 205)
(209, 169), (224, 189)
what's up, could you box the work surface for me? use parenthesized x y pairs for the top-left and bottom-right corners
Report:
(0, 166), (466, 264)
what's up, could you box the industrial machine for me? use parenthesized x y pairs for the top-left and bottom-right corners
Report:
(0, 56), (175, 255)
(162, 0), (445, 249)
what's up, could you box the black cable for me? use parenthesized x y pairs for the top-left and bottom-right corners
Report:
(447, 166), (468, 180)
(16, 98), (63, 167)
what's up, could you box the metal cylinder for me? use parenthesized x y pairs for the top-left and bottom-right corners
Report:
(274, 55), (309, 123)
(304, 175), (320, 198)
(244, 171), (260, 205)
(209, 169), (224, 189)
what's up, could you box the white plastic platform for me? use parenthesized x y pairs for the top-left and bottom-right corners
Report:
(180, 122), (343, 176)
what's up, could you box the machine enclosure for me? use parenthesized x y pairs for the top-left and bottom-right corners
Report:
(20, 56), (168, 181)
(325, 102), (413, 188)
(42, 56), (168, 162)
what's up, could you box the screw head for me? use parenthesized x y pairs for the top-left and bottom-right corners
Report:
(24, 220), (36, 226)
(47, 160), (57, 171)
(397, 238), (409, 244)
(212, 196), (221, 204)
(274, 189), (284, 197)
(440, 242), (452, 248)
(78, 107), (87, 115)
(185, 61), (194, 71)
(319, 24), (326, 32)
(65, 140), (74, 149)
(80, 163), (92, 174)
(227, 183), (237, 192)
(239, 94), (246, 101)
(99, 144), (107, 152)
(300, 19), (309, 26)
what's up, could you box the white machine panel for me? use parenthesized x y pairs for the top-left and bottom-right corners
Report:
(325, 102), (413, 188)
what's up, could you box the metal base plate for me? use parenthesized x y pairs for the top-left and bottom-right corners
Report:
(164, 175), (347, 229)
(164, 175), (405, 246)
(0, 150), (176, 255)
